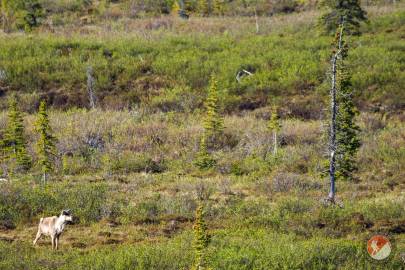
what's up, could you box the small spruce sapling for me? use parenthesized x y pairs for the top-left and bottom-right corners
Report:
(192, 202), (211, 270)
(197, 0), (209, 16)
(212, 0), (224, 16)
(268, 105), (281, 155)
(203, 76), (224, 139)
(171, 0), (181, 16)
(195, 76), (224, 169)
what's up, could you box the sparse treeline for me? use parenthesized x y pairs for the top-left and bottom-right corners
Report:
(0, 0), (375, 32)
(0, 97), (56, 181)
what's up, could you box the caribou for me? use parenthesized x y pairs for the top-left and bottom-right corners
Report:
(33, 210), (73, 250)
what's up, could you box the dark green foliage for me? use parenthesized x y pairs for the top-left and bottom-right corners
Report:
(19, 0), (43, 30)
(1, 97), (31, 173)
(35, 100), (57, 182)
(192, 202), (211, 270)
(335, 34), (361, 181)
(319, 0), (367, 35)
(0, 0), (43, 32)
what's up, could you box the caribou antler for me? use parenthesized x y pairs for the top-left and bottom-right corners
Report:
(236, 69), (254, 83)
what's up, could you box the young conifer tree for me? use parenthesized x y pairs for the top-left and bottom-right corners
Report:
(195, 76), (224, 169)
(335, 33), (360, 181)
(192, 202), (211, 270)
(212, 0), (224, 16)
(2, 96), (31, 173)
(35, 100), (56, 184)
(203, 76), (224, 139)
(171, 0), (181, 16)
(197, 0), (209, 16)
(268, 105), (281, 155)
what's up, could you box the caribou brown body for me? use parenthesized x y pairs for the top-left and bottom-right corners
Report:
(33, 210), (73, 250)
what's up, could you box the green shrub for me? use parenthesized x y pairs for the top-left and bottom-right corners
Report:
(209, 230), (403, 269)
(62, 155), (89, 175)
(0, 181), (108, 226)
(103, 152), (166, 174)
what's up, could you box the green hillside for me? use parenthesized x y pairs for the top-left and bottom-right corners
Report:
(0, 6), (404, 114)
(0, 2), (404, 270)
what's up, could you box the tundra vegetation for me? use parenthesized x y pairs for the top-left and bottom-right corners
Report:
(0, 1), (404, 269)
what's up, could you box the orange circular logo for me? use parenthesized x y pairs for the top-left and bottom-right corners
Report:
(367, 235), (391, 260)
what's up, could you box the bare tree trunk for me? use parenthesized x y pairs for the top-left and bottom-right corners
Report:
(86, 66), (96, 109)
(328, 55), (337, 201)
(273, 131), (277, 155)
(43, 172), (47, 185)
(328, 24), (344, 202)
(254, 8), (259, 34)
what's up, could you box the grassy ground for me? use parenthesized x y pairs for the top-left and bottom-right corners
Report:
(0, 4), (404, 270)
(0, 109), (404, 269)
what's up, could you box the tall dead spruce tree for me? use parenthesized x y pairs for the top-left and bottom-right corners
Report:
(326, 19), (360, 205)
(327, 22), (344, 204)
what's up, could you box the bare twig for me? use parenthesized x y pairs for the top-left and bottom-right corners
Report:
(86, 66), (96, 109)
(254, 7), (259, 34)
